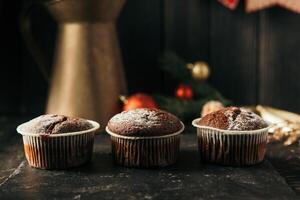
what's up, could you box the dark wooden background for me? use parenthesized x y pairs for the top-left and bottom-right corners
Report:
(1, 0), (300, 116)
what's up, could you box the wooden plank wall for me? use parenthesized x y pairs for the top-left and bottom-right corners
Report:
(259, 9), (300, 112)
(162, 0), (300, 112)
(209, 1), (259, 105)
(118, 0), (163, 94)
(1, 0), (300, 115)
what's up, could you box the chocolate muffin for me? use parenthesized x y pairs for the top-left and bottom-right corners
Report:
(198, 107), (268, 131)
(17, 114), (99, 169)
(106, 108), (184, 168)
(19, 114), (94, 135)
(192, 107), (270, 166)
(107, 108), (182, 137)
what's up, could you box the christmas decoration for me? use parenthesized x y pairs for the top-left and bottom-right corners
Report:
(120, 93), (157, 111)
(255, 105), (300, 146)
(218, 0), (300, 14)
(154, 51), (231, 121)
(218, 0), (239, 10)
(175, 84), (193, 100)
(201, 100), (224, 117)
(154, 95), (211, 121)
(187, 61), (210, 81)
(268, 121), (300, 146)
(246, 0), (300, 13)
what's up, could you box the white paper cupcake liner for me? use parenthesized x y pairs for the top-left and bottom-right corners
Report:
(192, 119), (269, 166)
(106, 122), (184, 168)
(17, 120), (100, 169)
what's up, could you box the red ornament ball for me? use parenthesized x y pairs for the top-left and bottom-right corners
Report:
(175, 84), (193, 100)
(121, 93), (158, 111)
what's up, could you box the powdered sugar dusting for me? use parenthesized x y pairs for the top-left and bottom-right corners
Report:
(226, 109), (268, 131)
(108, 108), (182, 136)
(19, 115), (66, 134)
(110, 109), (162, 127)
(199, 107), (268, 131)
(19, 114), (93, 134)
(223, 109), (236, 126)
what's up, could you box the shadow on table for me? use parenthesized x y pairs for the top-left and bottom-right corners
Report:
(69, 148), (205, 174)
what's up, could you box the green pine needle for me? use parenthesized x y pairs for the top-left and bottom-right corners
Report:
(155, 51), (232, 121)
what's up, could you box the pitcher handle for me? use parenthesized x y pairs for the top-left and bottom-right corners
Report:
(20, 1), (50, 83)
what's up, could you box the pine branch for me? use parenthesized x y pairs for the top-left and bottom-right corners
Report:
(156, 51), (232, 121)
(154, 94), (231, 122)
(159, 51), (190, 82)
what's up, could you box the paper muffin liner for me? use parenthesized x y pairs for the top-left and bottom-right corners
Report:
(17, 120), (100, 169)
(106, 123), (184, 168)
(192, 119), (270, 166)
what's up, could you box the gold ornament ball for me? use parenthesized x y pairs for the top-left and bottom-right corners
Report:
(187, 61), (210, 81)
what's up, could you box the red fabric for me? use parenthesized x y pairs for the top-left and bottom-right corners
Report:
(219, 0), (300, 14)
(218, 0), (240, 10)
(246, 0), (300, 13)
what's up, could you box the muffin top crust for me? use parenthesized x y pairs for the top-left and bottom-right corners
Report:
(19, 114), (94, 135)
(107, 108), (183, 137)
(198, 107), (268, 131)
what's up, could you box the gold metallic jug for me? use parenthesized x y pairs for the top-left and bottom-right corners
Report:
(21, 0), (127, 126)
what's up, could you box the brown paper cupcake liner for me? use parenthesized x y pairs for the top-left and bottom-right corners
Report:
(106, 123), (184, 168)
(17, 120), (100, 169)
(192, 119), (269, 166)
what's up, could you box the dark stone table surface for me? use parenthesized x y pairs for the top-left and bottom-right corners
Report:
(0, 117), (299, 200)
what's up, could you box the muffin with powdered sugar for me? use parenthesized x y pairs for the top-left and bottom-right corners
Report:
(106, 108), (184, 168)
(17, 114), (99, 169)
(107, 108), (182, 137)
(198, 107), (268, 131)
(19, 114), (94, 135)
(193, 107), (269, 166)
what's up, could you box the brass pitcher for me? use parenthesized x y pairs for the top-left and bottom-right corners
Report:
(21, 0), (127, 126)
